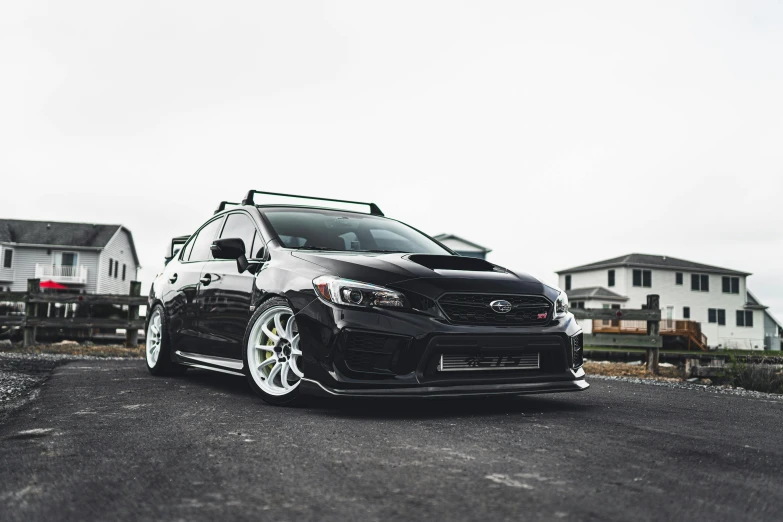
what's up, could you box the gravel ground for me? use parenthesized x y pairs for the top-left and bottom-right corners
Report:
(0, 353), (138, 422)
(590, 374), (783, 401)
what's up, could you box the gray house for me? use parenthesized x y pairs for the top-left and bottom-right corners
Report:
(0, 219), (140, 294)
(433, 234), (492, 259)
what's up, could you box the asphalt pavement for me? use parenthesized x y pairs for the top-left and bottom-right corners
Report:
(1, 359), (782, 522)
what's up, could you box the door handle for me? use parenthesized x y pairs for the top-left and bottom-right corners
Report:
(169, 273), (178, 284)
(200, 274), (212, 285)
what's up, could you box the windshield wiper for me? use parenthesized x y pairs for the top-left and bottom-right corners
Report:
(293, 246), (336, 251)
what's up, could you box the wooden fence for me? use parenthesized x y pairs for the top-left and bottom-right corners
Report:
(572, 294), (663, 373)
(0, 279), (145, 348)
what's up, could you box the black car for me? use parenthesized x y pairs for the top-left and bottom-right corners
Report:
(147, 190), (587, 405)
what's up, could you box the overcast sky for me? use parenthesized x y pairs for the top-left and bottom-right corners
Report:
(1, 1), (781, 319)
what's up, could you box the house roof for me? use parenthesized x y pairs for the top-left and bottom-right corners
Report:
(566, 286), (629, 301)
(0, 219), (140, 267)
(433, 234), (492, 253)
(557, 253), (750, 276)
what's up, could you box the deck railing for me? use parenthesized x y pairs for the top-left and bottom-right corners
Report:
(34, 264), (88, 284)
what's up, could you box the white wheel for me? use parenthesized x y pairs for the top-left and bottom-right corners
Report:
(247, 305), (303, 397)
(146, 308), (163, 368)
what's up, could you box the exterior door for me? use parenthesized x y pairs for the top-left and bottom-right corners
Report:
(195, 211), (262, 360)
(166, 216), (223, 354)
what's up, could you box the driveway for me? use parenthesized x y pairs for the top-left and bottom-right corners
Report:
(1, 359), (782, 521)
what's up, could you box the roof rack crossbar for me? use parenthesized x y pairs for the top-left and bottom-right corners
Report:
(241, 190), (384, 216)
(214, 201), (240, 214)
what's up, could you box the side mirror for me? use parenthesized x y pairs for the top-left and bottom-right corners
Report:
(211, 238), (249, 273)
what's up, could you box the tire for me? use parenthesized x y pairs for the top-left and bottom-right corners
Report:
(243, 297), (304, 406)
(146, 304), (187, 376)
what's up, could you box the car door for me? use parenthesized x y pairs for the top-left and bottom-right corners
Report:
(195, 211), (263, 360)
(167, 216), (224, 354)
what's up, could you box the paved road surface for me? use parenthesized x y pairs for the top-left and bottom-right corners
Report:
(1, 360), (782, 522)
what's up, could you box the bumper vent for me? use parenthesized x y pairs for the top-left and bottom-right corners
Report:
(438, 294), (552, 326)
(342, 330), (410, 375)
(571, 333), (584, 368)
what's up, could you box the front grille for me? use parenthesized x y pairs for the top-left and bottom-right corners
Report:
(341, 330), (410, 375)
(438, 293), (552, 326)
(438, 352), (540, 372)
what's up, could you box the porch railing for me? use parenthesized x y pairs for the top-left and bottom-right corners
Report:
(34, 264), (88, 284)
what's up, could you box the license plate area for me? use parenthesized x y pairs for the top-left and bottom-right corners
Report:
(437, 352), (540, 372)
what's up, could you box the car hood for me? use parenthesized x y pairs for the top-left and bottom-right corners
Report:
(290, 251), (555, 300)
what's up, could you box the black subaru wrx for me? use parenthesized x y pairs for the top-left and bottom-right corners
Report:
(147, 190), (587, 405)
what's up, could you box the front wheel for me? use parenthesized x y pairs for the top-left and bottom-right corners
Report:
(243, 298), (304, 405)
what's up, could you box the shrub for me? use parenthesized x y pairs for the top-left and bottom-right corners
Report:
(722, 355), (783, 394)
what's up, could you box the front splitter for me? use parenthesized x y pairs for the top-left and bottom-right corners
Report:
(300, 377), (589, 398)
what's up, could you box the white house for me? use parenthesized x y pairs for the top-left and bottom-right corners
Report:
(0, 219), (140, 295)
(556, 253), (782, 351)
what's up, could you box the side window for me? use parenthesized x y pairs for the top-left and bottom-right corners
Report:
(250, 231), (266, 258)
(189, 218), (224, 262)
(181, 235), (196, 262)
(220, 213), (258, 258)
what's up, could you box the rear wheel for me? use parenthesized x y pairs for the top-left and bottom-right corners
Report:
(146, 305), (186, 376)
(243, 298), (303, 405)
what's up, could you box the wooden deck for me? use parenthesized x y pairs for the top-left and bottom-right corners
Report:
(592, 319), (708, 351)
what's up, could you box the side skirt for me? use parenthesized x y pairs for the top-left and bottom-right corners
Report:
(175, 351), (245, 376)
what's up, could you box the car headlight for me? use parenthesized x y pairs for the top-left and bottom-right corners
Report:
(555, 291), (569, 317)
(313, 275), (408, 309)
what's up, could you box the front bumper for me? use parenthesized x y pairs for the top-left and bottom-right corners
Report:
(294, 297), (587, 396)
(301, 368), (588, 398)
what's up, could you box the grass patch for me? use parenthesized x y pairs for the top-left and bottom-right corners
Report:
(719, 356), (783, 394)
(0, 342), (144, 358)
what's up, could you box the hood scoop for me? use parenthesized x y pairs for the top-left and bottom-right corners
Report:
(407, 254), (502, 272)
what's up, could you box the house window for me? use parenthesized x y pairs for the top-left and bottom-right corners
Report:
(691, 274), (709, 292)
(122, 264), (126, 281)
(675, 272), (683, 285)
(708, 308), (726, 325)
(565, 275), (571, 291)
(2, 249), (12, 269)
(722, 276), (739, 294)
(736, 310), (754, 327)
(114, 260), (119, 278)
(607, 270), (615, 287)
(632, 269), (651, 287)
(683, 306), (690, 319)
(571, 301), (585, 309)
(109, 258), (113, 277)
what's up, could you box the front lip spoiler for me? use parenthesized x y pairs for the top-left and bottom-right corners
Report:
(300, 377), (589, 398)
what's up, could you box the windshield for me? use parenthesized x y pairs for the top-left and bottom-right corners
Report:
(262, 209), (452, 255)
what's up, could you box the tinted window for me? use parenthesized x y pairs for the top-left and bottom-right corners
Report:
(220, 213), (258, 258)
(189, 218), (223, 261)
(263, 209), (450, 255)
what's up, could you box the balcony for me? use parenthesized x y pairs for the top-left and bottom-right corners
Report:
(35, 264), (88, 285)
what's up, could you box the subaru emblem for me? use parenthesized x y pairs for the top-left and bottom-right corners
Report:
(490, 300), (512, 314)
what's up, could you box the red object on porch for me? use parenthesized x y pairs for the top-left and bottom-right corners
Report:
(40, 280), (68, 290)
